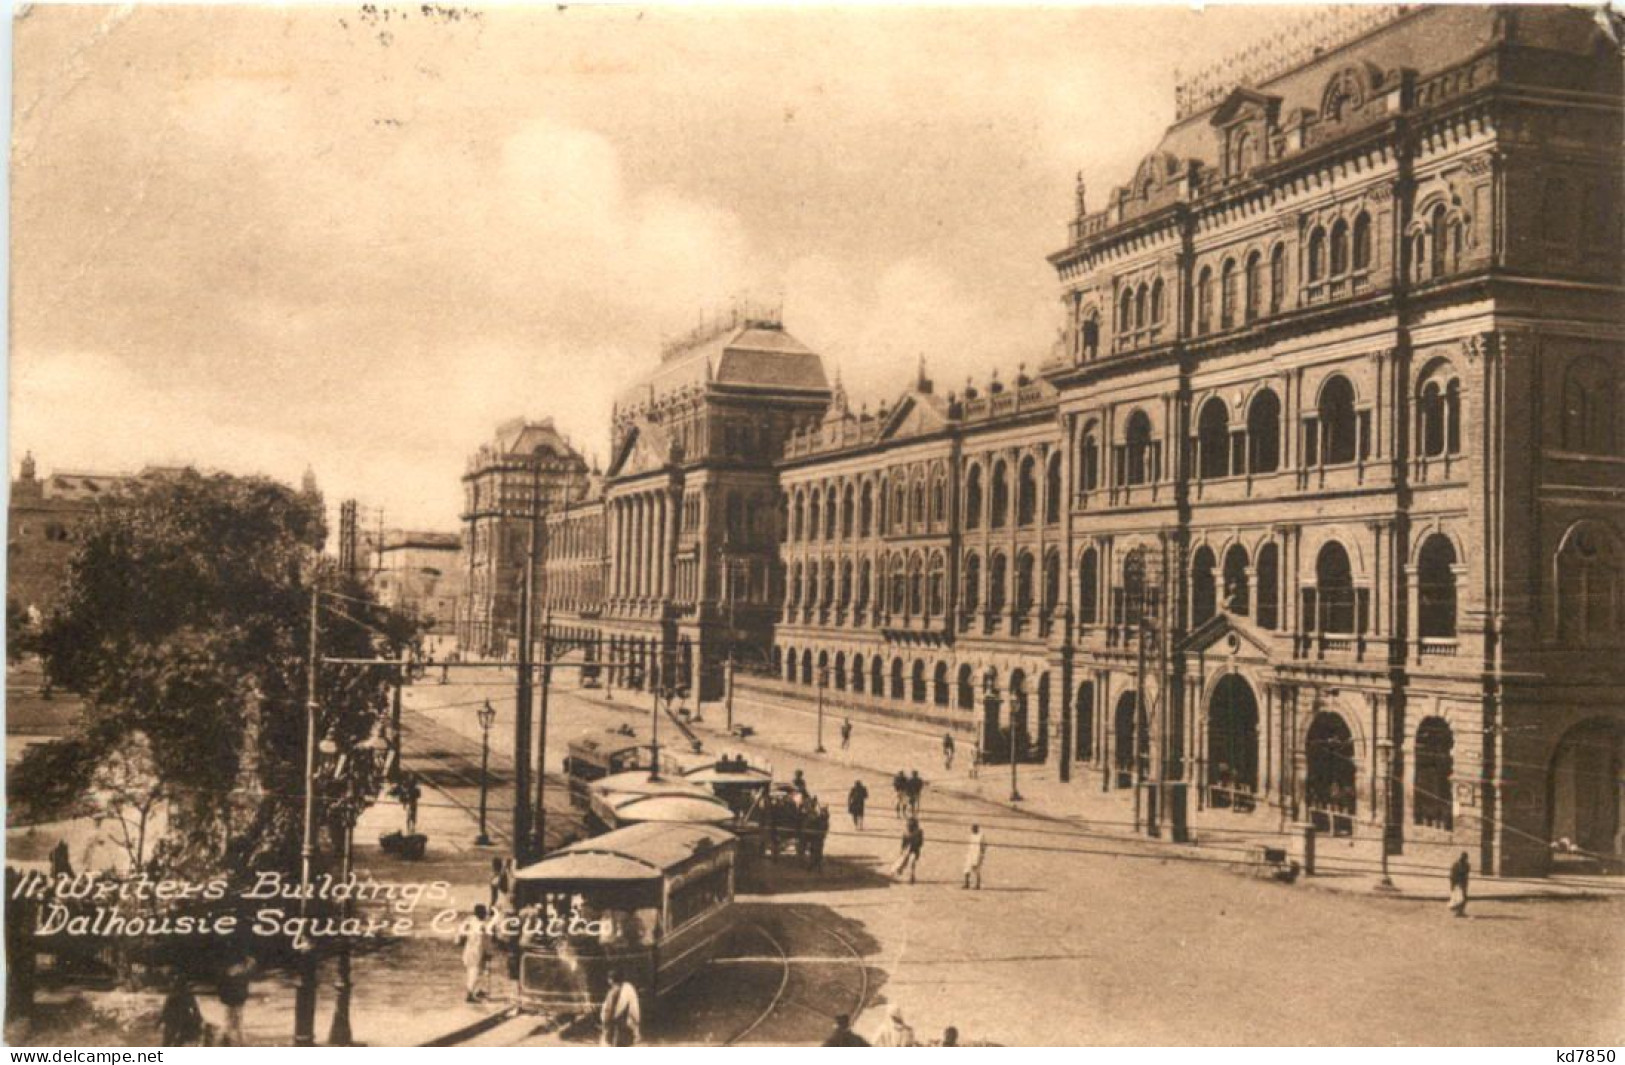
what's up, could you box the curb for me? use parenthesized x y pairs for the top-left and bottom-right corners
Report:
(419, 1004), (520, 1047)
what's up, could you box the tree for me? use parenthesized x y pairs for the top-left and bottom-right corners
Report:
(16, 470), (419, 879)
(88, 732), (167, 870)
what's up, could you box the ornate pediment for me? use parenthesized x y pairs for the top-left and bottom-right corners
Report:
(1209, 87), (1282, 129)
(1177, 610), (1276, 659)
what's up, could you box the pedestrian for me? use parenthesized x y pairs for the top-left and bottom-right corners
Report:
(806, 800), (829, 871)
(488, 857), (510, 910)
(600, 968), (642, 1046)
(822, 1012), (870, 1046)
(939, 1027), (961, 1047)
(970, 736), (981, 779)
(892, 817), (925, 883)
(893, 770), (909, 817)
(847, 779), (869, 831)
(963, 823), (987, 890)
(871, 1003), (917, 1046)
(158, 974), (204, 1046)
(792, 768), (809, 798)
(907, 769), (926, 817)
(216, 955), (251, 1046)
(1448, 851), (1471, 917)
(441, 660), (450, 685)
(457, 905), (491, 1002)
(840, 717), (853, 751)
(942, 732), (956, 771)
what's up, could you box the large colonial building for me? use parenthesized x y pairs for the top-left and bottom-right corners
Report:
(538, 5), (1624, 876)
(457, 418), (591, 657)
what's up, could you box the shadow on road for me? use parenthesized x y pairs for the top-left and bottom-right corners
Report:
(743, 853), (896, 896)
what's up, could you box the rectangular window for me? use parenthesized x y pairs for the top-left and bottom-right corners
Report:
(1303, 418), (1320, 467)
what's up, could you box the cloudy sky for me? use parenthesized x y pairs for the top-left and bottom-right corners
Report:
(13, 3), (1302, 531)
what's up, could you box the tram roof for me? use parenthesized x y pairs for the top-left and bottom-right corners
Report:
(594, 771), (712, 798)
(515, 823), (735, 883)
(608, 794), (735, 825)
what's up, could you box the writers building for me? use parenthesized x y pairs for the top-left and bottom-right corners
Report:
(541, 6), (1623, 876)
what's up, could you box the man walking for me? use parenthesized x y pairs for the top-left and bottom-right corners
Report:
(823, 1013), (870, 1046)
(1448, 851), (1471, 917)
(892, 817), (925, 883)
(847, 779), (869, 831)
(963, 824), (987, 890)
(871, 1004), (917, 1046)
(216, 955), (251, 1046)
(457, 905), (492, 1002)
(942, 732), (956, 771)
(840, 717), (853, 751)
(906, 769), (926, 817)
(600, 968), (642, 1046)
(970, 737), (981, 779)
(893, 770), (909, 817)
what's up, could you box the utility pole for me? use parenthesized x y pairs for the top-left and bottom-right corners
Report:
(293, 582), (321, 1048)
(511, 464), (539, 866)
(535, 607), (552, 857)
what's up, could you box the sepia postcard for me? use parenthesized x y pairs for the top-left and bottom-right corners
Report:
(6, 1), (1624, 1050)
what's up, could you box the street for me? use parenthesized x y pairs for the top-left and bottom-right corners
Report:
(400, 668), (1625, 1047)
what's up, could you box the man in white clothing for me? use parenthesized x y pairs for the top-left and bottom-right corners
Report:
(963, 824), (987, 890)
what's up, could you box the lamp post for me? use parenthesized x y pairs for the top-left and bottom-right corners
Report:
(1009, 695), (1024, 803)
(1375, 735), (1400, 892)
(325, 728), (387, 1048)
(815, 666), (828, 754)
(476, 700), (497, 847)
(293, 584), (321, 1048)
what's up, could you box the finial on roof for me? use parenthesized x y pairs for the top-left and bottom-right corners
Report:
(1075, 170), (1088, 216)
(300, 465), (320, 496)
(916, 354), (932, 393)
(20, 451), (36, 481)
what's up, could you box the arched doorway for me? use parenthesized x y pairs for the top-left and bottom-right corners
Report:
(911, 660), (927, 703)
(983, 669), (1005, 761)
(1548, 718), (1625, 859)
(1207, 674), (1260, 810)
(1114, 691), (1138, 788)
(851, 654), (866, 695)
(1306, 712), (1356, 835)
(1075, 681), (1095, 761)
(957, 665), (975, 711)
(890, 658), (905, 701)
(933, 662), (950, 707)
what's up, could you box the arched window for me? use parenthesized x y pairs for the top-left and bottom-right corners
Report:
(893, 484), (907, 532)
(1017, 456), (1038, 526)
(825, 486), (838, 539)
(1330, 219), (1349, 275)
(1079, 547), (1100, 625)
(807, 492), (820, 542)
(910, 481), (925, 530)
(1192, 546), (1218, 625)
(1562, 356), (1618, 455)
(1244, 251), (1262, 322)
(933, 662), (950, 707)
(858, 559), (872, 608)
(1418, 366), (1463, 459)
(1080, 425), (1100, 492)
(777, 494), (790, 543)
(841, 485), (855, 538)
(890, 556), (907, 615)
(792, 491), (805, 541)
(822, 560), (836, 607)
(1223, 544), (1249, 615)
(789, 562), (802, 606)
(1082, 313), (1100, 361)
(1044, 453), (1062, 524)
(1197, 267), (1214, 334)
(931, 476), (946, 526)
(1417, 534), (1458, 640)
(989, 553), (1008, 616)
(1352, 212), (1372, 271)
(1414, 718), (1454, 829)
(1124, 411), (1155, 486)
(1256, 542), (1280, 630)
(1557, 523), (1622, 641)
(1016, 552), (1036, 616)
(963, 552), (981, 614)
(860, 481), (874, 537)
(928, 553), (947, 616)
(1269, 243), (1286, 312)
(1231, 129), (1251, 175)
(991, 461), (1010, 529)
(957, 665), (976, 711)
(1134, 285), (1148, 330)
(1220, 258), (1237, 329)
(891, 659), (906, 701)
(1246, 388), (1281, 473)
(1308, 226), (1327, 282)
(1121, 548), (1148, 629)
(1151, 278), (1165, 324)
(1197, 398), (1231, 480)
(1314, 541), (1357, 634)
(907, 553), (924, 616)
(1429, 204), (1448, 279)
(1317, 374), (1359, 465)
(840, 560), (853, 607)
(965, 464), (983, 530)
(1043, 550), (1061, 615)
(1119, 288), (1134, 334)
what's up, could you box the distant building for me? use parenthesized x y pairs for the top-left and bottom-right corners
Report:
(457, 418), (590, 657)
(366, 529), (466, 637)
(7, 454), (137, 615)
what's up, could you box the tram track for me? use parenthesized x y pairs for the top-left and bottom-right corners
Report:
(719, 912), (871, 1046)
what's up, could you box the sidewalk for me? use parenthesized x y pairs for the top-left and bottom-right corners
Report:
(566, 681), (1624, 906)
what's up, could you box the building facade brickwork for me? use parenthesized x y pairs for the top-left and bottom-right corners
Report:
(535, 5), (1624, 876)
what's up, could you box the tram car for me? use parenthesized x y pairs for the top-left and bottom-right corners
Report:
(587, 770), (735, 833)
(563, 730), (684, 808)
(680, 755), (775, 877)
(511, 822), (738, 1017)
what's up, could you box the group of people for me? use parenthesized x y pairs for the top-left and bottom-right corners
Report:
(823, 1005), (963, 1047)
(891, 770), (926, 818)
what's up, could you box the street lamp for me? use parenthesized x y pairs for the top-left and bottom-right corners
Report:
(815, 666), (828, 754)
(475, 700), (497, 847)
(324, 727), (388, 1047)
(1375, 735), (1400, 893)
(1009, 697), (1024, 804)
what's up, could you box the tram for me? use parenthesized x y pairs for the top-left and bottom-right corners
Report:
(563, 730), (685, 808)
(588, 771), (735, 832)
(512, 822), (738, 1016)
